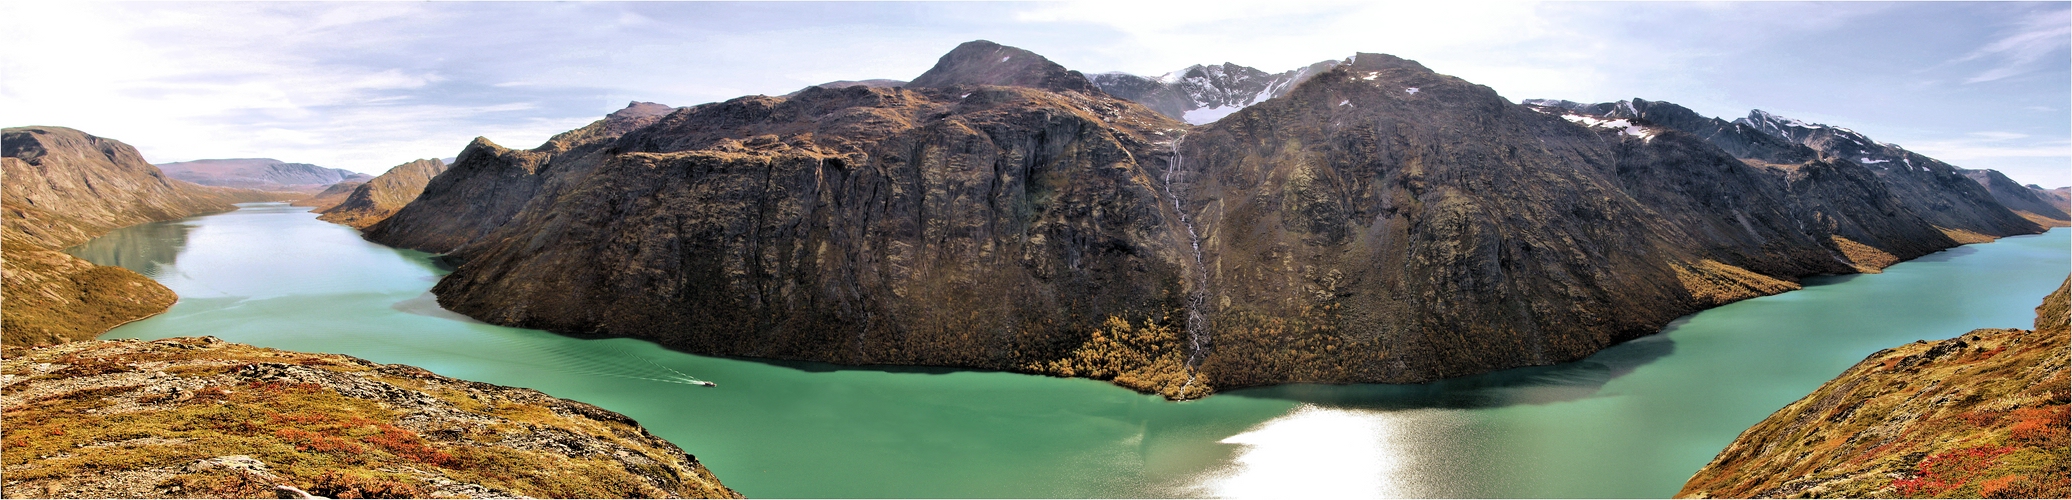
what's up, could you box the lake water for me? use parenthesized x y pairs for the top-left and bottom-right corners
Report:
(71, 202), (2070, 498)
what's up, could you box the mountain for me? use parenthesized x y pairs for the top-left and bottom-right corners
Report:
(1532, 99), (2043, 243)
(1960, 168), (2070, 225)
(785, 79), (907, 97)
(316, 158), (449, 229)
(1, 336), (739, 498)
(364, 42), (2038, 399)
(1680, 279), (2069, 499)
(292, 180), (364, 212)
(1733, 109), (2041, 240)
(907, 40), (1102, 93)
(1, 126), (278, 346)
(157, 158), (373, 193)
(1092, 60), (1338, 124)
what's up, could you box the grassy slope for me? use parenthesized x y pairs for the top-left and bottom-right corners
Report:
(2, 337), (738, 499)
(1679, 279), (2070, 498)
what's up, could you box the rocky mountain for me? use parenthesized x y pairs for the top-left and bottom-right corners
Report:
(1092, 60), (1339, 124)
(292, 180), (364, 212)
(784, 79), (907, 97)
(156, 158), (373, 193)
(365, 42), (2043, 399)
(1961, 168), (2070, 225)
(1533, 99), (2043, 243)
(316, 158), (449, 229)
(1680, 279), (2069, 499)
(1733, 109), (2042, 240)
(1, 336), (739, 498)
(1, 126), (278, 346)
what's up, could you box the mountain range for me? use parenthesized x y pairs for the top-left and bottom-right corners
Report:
(315, 158), (449, 229)
(157, 158), (372, 193)
(357, 40), (2057, 399)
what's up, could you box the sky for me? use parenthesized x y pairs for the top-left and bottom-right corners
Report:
(2, 1), (2067, 187)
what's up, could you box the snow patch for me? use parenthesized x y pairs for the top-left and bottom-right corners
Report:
(1000, 56), (1011, 62)
(1404, 87), (1419, 94)
(1183, 105), (1245, 125)
(1562, 114), (1654, 139)
(1859, 158), (1889, 164)
(1339, 99), (1350, 106)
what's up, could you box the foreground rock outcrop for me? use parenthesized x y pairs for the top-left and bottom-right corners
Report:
(316, 159), (448, 229)
(1, 126), (281, 346)
(0, 337), (739, 499)
(364, 42), (2050, 399)
(1679, 280), (2070, 499)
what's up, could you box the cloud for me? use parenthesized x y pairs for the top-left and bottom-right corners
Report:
(1953, 9), (2071, 83)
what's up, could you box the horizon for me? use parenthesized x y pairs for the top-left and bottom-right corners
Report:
(2, 1), (2066, 186)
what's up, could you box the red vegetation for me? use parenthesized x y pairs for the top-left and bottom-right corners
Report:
(361, 424), (454, 466)
(1892, 446), (2014, 496)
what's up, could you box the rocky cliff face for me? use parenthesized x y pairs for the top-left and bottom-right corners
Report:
(1680, 280), (2069, 499)
(156, 158), (371, 193)
(1, 126), (269, 346)
(1961, 168), (2070, 225)
(1, 336), (739, 499)
(1093, 60), (1338, 124)
(368, 42), (2036, 399)
(316, 159), (449, 229)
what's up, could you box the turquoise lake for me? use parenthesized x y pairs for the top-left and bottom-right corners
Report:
(70, 202), (2070, 498)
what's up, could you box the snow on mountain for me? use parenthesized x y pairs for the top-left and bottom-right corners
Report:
(1092, 60), (1340, 124)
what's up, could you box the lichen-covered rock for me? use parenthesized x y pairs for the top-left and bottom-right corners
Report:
(1, 337), (739, 499)
(1678, 279), (2070, 499)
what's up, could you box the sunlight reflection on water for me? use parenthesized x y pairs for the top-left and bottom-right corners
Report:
(1199, 404), (1412, 498)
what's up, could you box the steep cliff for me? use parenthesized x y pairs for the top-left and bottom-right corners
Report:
(316, 159), (449, 229)
(368, 43), (2024, 399)
(1, 126), (266, 346)
(1, 337), (738, 499)
(1680, 280), (2070, 499)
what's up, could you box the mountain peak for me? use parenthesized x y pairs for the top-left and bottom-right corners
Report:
(907, 40), (1099, 94)
(1342, 53), (1431, 73)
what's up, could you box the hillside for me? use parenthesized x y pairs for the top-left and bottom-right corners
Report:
(1, 337), (738, 498)
(1679, 279), (2070, 498)
(294, 180), (365, 212)
(316, 159), (448, 229)
(1, 126), (277, 346)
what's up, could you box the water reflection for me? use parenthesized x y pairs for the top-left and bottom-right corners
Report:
(62, 218), (194, 278)
(1193, 405), (1420, 498)
(1223, 328), (1677, 410)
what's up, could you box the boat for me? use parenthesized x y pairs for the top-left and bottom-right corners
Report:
(700, 381), (717, 387)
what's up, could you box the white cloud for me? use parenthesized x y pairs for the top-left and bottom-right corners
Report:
(1953, 11), (2072, 84)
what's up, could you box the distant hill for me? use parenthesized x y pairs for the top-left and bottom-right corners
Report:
(293, 180), (365, 212)
(317, 158), (448, 229)
(157, 158), (372, 193)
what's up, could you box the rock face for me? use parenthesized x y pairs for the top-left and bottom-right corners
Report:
(0, 337), (739, 499)
(1093, 60), (1339, 124)
(1, 126), (273, 346)
(294, 180), (364, 212)
(1961, 168), (2070, 225)
(156, 158), (372, 193)
(367, 42), (2045, 399)
(1679, 280), (2069, 499)
(316, 159), (449, 229)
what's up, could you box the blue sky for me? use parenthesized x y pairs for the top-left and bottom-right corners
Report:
(2, 2), (2066, 186)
